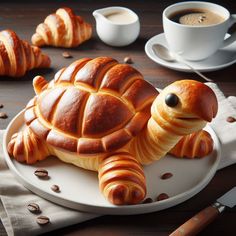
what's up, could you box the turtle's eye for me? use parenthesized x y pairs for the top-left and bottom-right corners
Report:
(165, 93), (179, 107)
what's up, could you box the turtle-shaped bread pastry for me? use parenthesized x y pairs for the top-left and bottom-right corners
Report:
(8, 57), (218, 205)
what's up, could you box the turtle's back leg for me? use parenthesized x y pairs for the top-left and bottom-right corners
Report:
(8, 126), (50, 164)
(169, 130), (213, 159)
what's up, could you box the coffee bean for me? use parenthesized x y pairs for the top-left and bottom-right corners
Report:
(27, 203), (40, 213)
(156, 193), (169, 201)
(51, 184), (60, 193)
(62, 51), (72, 58)
(124, 56), (133, 64)
(227, 116), (236, 123)
(34, 168), (48, 178)
(0, 104), (3, 108)
(0, 112), (8, 119)
(160, 172), (173, 180)
(142, 198), (153, 204)
(36, 216), (50, 225)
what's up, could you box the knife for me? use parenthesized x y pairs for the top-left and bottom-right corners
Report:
(170, 187), (236, 236)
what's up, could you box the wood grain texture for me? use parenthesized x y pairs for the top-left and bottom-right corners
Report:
(170, 206), (219, 236)
(0, 0), (236, 235)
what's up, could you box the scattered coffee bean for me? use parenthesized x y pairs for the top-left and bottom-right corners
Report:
(124, 56), (133, 64)
(160, 172), (173, 180)
(0, 104), (3, 108)
(34, 168), (48, 178)
(51, 184), (60, 193)
(0, 112), (8, 119)
(156, 193), (169, 201)
(62, 51), (72, 58)
(27, 203), (40, 213)
(227, 116), (236, 123)
(36, 216), (50, 225)
(142, 198), (153, 204)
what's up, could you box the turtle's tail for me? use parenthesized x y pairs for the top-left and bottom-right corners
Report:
(7, 127), (50, 164)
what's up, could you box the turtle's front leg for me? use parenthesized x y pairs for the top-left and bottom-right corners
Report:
(8, 126), (50, 164)
(98, 152), (146, 205)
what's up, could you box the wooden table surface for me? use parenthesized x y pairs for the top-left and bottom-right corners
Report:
(0, 0), (235, 235)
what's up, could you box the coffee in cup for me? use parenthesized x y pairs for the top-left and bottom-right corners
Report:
(169, 8), (225, 26)
(163, 2), (236, 61)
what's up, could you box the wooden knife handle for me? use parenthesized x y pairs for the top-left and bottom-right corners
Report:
(169, 206), (220, 236)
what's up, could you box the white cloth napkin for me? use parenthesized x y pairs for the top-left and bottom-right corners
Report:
(206, 83), (236, 169)
(0, 134), (99, 236)
(0, 82), (236, 236)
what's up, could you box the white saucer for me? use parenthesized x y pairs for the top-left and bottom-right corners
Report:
(145, 33), (236, 72)
(3, 110), (221, 215)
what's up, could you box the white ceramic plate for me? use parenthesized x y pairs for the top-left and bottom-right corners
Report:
(3, 110), (221, 215)
(145, 33), (236, 72)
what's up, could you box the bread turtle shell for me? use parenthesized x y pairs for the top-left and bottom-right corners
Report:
(24, 57), (158, 154)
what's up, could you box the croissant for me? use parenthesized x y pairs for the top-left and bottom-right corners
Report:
(0, 30), (50, 77)
(169, 130), (214, 158)
(8, 57), (218, 205)
(31, 7), (92, 48)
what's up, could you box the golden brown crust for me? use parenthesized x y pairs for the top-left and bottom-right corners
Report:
(131, 80), (218, 165)
(31, 7), (92, 48)
(152, 80), (218, 136)
(156, 80), (218, 123)
(38, 87), (66, 122)
(55, 58), (91, 83)
(29, 118), (51, 140)
(24, 57), (158, 154)
(125, 108), (152, 136)
(102, 130), (132, 152)
(52, 87), (89, 136)
(8, 64), (219, 206)
(123, 79), (158, 111)
(77, 138), (104, 154)
(0, 30), (50, 77)
(100, 64), (143, 93)
(82, 93), (133, 137)
(170, 130), (214, 158)
(74, 57), (118, 89)
(98, 153), (146, 205)
(46, 129), (77, 152)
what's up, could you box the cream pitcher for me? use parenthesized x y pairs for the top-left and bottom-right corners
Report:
(93, 7), (140, 47)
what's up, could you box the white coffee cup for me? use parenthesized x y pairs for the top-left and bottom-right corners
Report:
(163, 1), (236, 61)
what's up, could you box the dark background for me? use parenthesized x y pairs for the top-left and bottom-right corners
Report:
(0, 1), (236, 235)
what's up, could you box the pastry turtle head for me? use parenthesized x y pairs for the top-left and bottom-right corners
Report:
(159, 80), (217, 121)
(151, 80), (218, 134)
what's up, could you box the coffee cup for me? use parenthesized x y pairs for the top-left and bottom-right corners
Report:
(163, 1), (236, 61)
